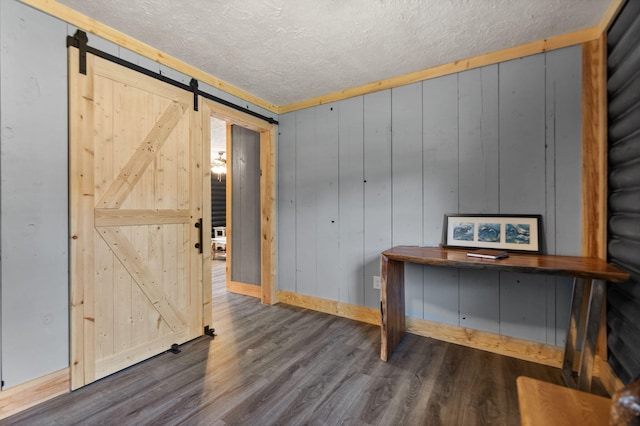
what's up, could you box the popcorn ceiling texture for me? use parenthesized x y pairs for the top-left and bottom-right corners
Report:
(58, 0), (608, 106)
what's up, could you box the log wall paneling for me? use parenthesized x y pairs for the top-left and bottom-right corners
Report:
(606, 0), (640, 385)
(211, 174), (226, 229)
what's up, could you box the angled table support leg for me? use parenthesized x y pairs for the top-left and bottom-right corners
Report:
(562, 277), (586, 388)
(380, 254), (405, 362)
(577, 279), (606, 392)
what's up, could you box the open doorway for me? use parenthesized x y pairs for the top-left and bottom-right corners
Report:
(203, 99), (277, 307)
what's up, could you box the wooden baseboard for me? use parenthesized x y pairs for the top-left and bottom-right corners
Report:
(277, 291), (617, 373)
(406, 316), (564, 367)
(277, 291), (381, 325)
(0, 368), (69, 420)
(227, 280), (261, 298)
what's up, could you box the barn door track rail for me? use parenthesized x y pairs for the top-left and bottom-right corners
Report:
(66, 30), (278, 125)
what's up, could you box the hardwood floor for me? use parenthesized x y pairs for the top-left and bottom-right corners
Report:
(3, 260), (571, 425)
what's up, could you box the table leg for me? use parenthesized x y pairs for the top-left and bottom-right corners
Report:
(562, 277), (586, 388)
(380, 254), (405, 362)
(577, 279), (606, 392)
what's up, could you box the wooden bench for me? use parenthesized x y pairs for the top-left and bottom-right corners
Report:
(517, 376), (611, 425)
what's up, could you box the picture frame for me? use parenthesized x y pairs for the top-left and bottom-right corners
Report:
(442, 214), (543, 253)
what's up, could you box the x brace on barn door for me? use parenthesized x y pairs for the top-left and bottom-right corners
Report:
(66, 30), (279, 124)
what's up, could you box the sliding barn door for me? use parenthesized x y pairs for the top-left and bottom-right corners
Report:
(69, 48), (204, 389)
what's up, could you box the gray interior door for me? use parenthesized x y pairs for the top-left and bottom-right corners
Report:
(231, 125), (261, 286)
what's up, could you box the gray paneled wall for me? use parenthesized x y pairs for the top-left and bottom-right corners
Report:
(278, 46), (582, 346)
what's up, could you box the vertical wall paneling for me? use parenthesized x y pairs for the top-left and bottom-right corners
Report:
(295, 108), (319, 296)
(458, 66), (501, 333)
(363, 90), (392, 309)
(498, 54), (548, 343)
(458, 66), (500, 214)
(546, 46), (583, 345)
(337, 97), (365, 305)
(391, 83), (424, 318)
(422, 75), (460, 325)
(0, 0), (69, 388)
(277, 113), (297, 293)
(606, 0), (640, 384)
(277, 45), (583, 350)
(315, 104), (340, 301)
(230, 126), (261, 285)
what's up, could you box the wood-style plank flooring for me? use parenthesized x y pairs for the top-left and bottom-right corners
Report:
(3, 261), (579, 425)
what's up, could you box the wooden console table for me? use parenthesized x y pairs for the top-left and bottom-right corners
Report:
(380, 246), (629, 392)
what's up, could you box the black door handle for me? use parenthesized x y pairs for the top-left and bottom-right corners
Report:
(194, 218), (203, 253)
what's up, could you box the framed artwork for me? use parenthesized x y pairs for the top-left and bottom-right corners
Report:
(442, 214), (543, 253)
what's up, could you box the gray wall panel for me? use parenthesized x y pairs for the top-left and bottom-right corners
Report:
(295, 108), (319, 296)
(363, 90), (392, 309)
(338, 97), (365, 305)
(500, 273), (548, 343)
(1, 0), (69, 387)
(458, 65), (499, 214)
(498, 54), (548, 343)
(458, 66), (500, 332)
(422, 75), (460, 325)
(315, 104), (340, 301)
(231, 126), (261, 286)
(391, 83), (424, 318)
(546, 46), (583, 345)
(423, 74), (459, 244)
(277, 113), (297, 293)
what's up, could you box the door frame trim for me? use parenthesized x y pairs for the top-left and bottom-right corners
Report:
(204, 99), (277, 305)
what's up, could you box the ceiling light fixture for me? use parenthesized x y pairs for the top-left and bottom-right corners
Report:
(211, 151), (226, 181)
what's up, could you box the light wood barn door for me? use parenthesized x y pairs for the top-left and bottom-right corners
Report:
(69, 49), (204, 389)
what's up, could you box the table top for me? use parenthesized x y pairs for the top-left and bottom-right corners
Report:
(381, 246), (629, 282)
(517, 376), (611, 425)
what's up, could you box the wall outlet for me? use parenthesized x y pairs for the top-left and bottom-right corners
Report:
(373, 275), (381, 289)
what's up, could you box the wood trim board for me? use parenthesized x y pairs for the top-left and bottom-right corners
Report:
(278, 290), (586, 369)
(0, 368), (70, 420)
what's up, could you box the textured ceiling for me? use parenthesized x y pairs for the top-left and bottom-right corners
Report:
(57, 0), (610, 107)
